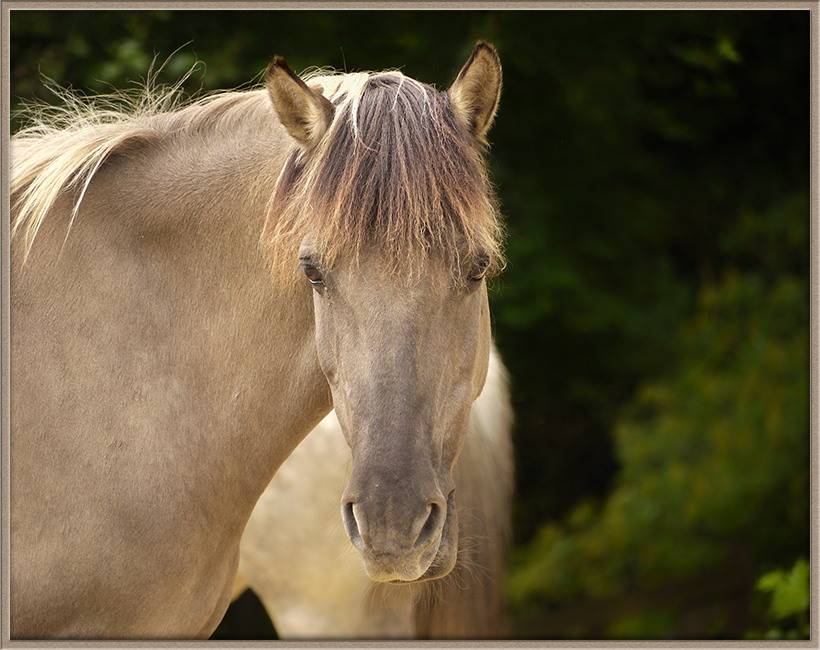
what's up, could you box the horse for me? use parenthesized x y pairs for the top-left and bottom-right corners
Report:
(10, 42), (505, 638)
(233, 343), (513, 639)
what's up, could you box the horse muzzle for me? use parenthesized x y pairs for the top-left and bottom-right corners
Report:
(341, 485), (458, 583)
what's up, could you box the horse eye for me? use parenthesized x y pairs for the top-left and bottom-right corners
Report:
(468, 256), (491, 282)
(299, 261), (325, 288)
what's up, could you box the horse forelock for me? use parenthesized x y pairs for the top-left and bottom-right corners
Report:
(263, 70), (505, 285)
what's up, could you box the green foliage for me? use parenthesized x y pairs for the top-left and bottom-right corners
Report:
(758, 559), (810, 621)
(486, 10), (809, 540)
(748, 558), (810, 640)
(508, 193), (809, 638)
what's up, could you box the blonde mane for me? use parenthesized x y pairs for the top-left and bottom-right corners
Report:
(11, 80), (270, 261)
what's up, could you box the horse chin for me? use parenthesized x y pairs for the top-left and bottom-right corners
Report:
(384, 499), (459, 584)
(393, 545), (458, 584)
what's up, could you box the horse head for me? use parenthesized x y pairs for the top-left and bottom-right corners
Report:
(264, 43), (503, 583)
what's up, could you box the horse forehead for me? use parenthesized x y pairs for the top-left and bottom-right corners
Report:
(334, 261), (455, 313)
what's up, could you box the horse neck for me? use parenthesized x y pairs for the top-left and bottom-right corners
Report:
(14, 106), (333, 530)
(135, 117), (335, 517)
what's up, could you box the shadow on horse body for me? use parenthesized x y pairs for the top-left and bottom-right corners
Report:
(234, 344), (513, 639)
(10, 44), (505, 638)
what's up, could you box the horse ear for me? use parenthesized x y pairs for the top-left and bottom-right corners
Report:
(266, 56), (335, 147)
(447, 42), (502, 144)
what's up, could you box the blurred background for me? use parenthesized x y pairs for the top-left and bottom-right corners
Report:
(10, 8), (811, 641)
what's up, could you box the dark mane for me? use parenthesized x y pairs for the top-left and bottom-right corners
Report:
(264, 70), (504, 283)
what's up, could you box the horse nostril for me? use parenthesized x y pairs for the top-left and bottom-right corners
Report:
(413, 501), (445, 551)
(342, 501), (365, 550)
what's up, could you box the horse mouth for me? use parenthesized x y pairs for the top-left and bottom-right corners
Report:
(387, 563), (448, 584)
(350, 491), (459, 584)
(385, 500), (458, 584)
(387, 561), (442, 584)
(363, 529), (456, 584)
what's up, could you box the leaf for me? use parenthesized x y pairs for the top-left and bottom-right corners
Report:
(757, 558), (809, 621)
